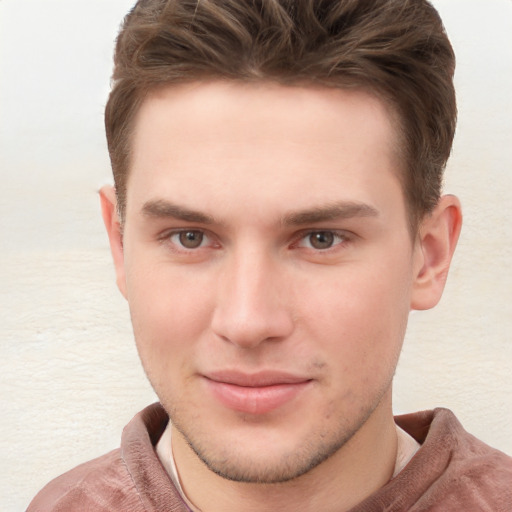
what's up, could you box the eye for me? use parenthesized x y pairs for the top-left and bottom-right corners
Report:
(297, 231), (348, 250)
(308, 231), (335, 250)
(170, 230), (207, 249)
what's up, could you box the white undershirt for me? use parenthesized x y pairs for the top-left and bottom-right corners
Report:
(392, 424), (421, 478)
(156, 422), (420, 512)
(157, 425), (198, 511)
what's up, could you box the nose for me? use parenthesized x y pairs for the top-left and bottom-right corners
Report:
(211, 248), (294, 349)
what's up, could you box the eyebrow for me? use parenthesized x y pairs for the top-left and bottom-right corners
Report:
(141, 199), (215, 224)
(282, 201), (379, 226)
(141, 199), (379, 226)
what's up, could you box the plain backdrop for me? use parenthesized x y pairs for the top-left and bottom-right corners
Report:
(1, 1), (511, 510)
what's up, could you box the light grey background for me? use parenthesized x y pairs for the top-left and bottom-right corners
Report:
(1, 1), (511, 510)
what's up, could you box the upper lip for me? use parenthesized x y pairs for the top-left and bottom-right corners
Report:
(204, 370), (311, 387)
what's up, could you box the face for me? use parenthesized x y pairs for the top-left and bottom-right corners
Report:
(115, 82), (424, 483)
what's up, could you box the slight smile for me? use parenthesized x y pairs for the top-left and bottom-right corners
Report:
(203, 371), (313, 415)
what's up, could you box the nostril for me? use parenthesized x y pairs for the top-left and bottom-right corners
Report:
(211, 305), (294, 349)
(210, 256), (294, 347)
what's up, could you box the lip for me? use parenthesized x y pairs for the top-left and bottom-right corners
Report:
(203, 371), (312, 415)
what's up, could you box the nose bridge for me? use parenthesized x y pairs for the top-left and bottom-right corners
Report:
(211, 242), (293, 347)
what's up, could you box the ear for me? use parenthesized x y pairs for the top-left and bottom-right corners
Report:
(410, 195), (462, 310)
(99, 185), (127, 299)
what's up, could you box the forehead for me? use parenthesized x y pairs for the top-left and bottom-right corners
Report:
(127, 81), (404, 221)
(133, 81), (397, 149)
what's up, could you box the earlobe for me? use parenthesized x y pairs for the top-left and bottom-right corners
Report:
(99, 185), (127, 299)
(410, 195), (462, 311)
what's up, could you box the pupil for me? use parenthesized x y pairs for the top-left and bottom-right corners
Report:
(179, 230), (203, 248)
(311, 232), (334, 249)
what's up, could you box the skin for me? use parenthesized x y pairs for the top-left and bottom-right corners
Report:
(101, 81), (462, 511)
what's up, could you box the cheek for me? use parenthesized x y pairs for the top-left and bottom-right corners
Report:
(299, 259), (412, 376)
(125, 261), (215, 368)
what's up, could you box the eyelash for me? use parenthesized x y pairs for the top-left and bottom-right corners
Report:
(160, 228), (352, 253)
(160, 229), (217, 252)
(291, 230), (352, 252)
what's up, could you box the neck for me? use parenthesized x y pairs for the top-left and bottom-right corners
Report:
(171, 394), (398, 512)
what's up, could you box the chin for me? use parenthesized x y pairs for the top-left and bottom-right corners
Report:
(171, 411), (362, 484)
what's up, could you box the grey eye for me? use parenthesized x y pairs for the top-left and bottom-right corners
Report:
(179, 230), (204, 249)
(309, 232), (334, 249)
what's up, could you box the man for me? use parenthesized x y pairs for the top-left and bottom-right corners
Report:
(28, 0), (512, 510)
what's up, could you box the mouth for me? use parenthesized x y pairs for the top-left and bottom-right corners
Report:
(203, 371), (312, 415)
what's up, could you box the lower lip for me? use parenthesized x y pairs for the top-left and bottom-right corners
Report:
(205, 379), (310, 415)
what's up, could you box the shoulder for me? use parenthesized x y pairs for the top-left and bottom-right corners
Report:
(26, 448), (145, 512)
(26, 403), (187, 512)
(429, 408), (512, 510)
(395, 408), (512, 511)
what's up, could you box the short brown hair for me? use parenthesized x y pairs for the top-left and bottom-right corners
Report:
(105, 0), (456, 229)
